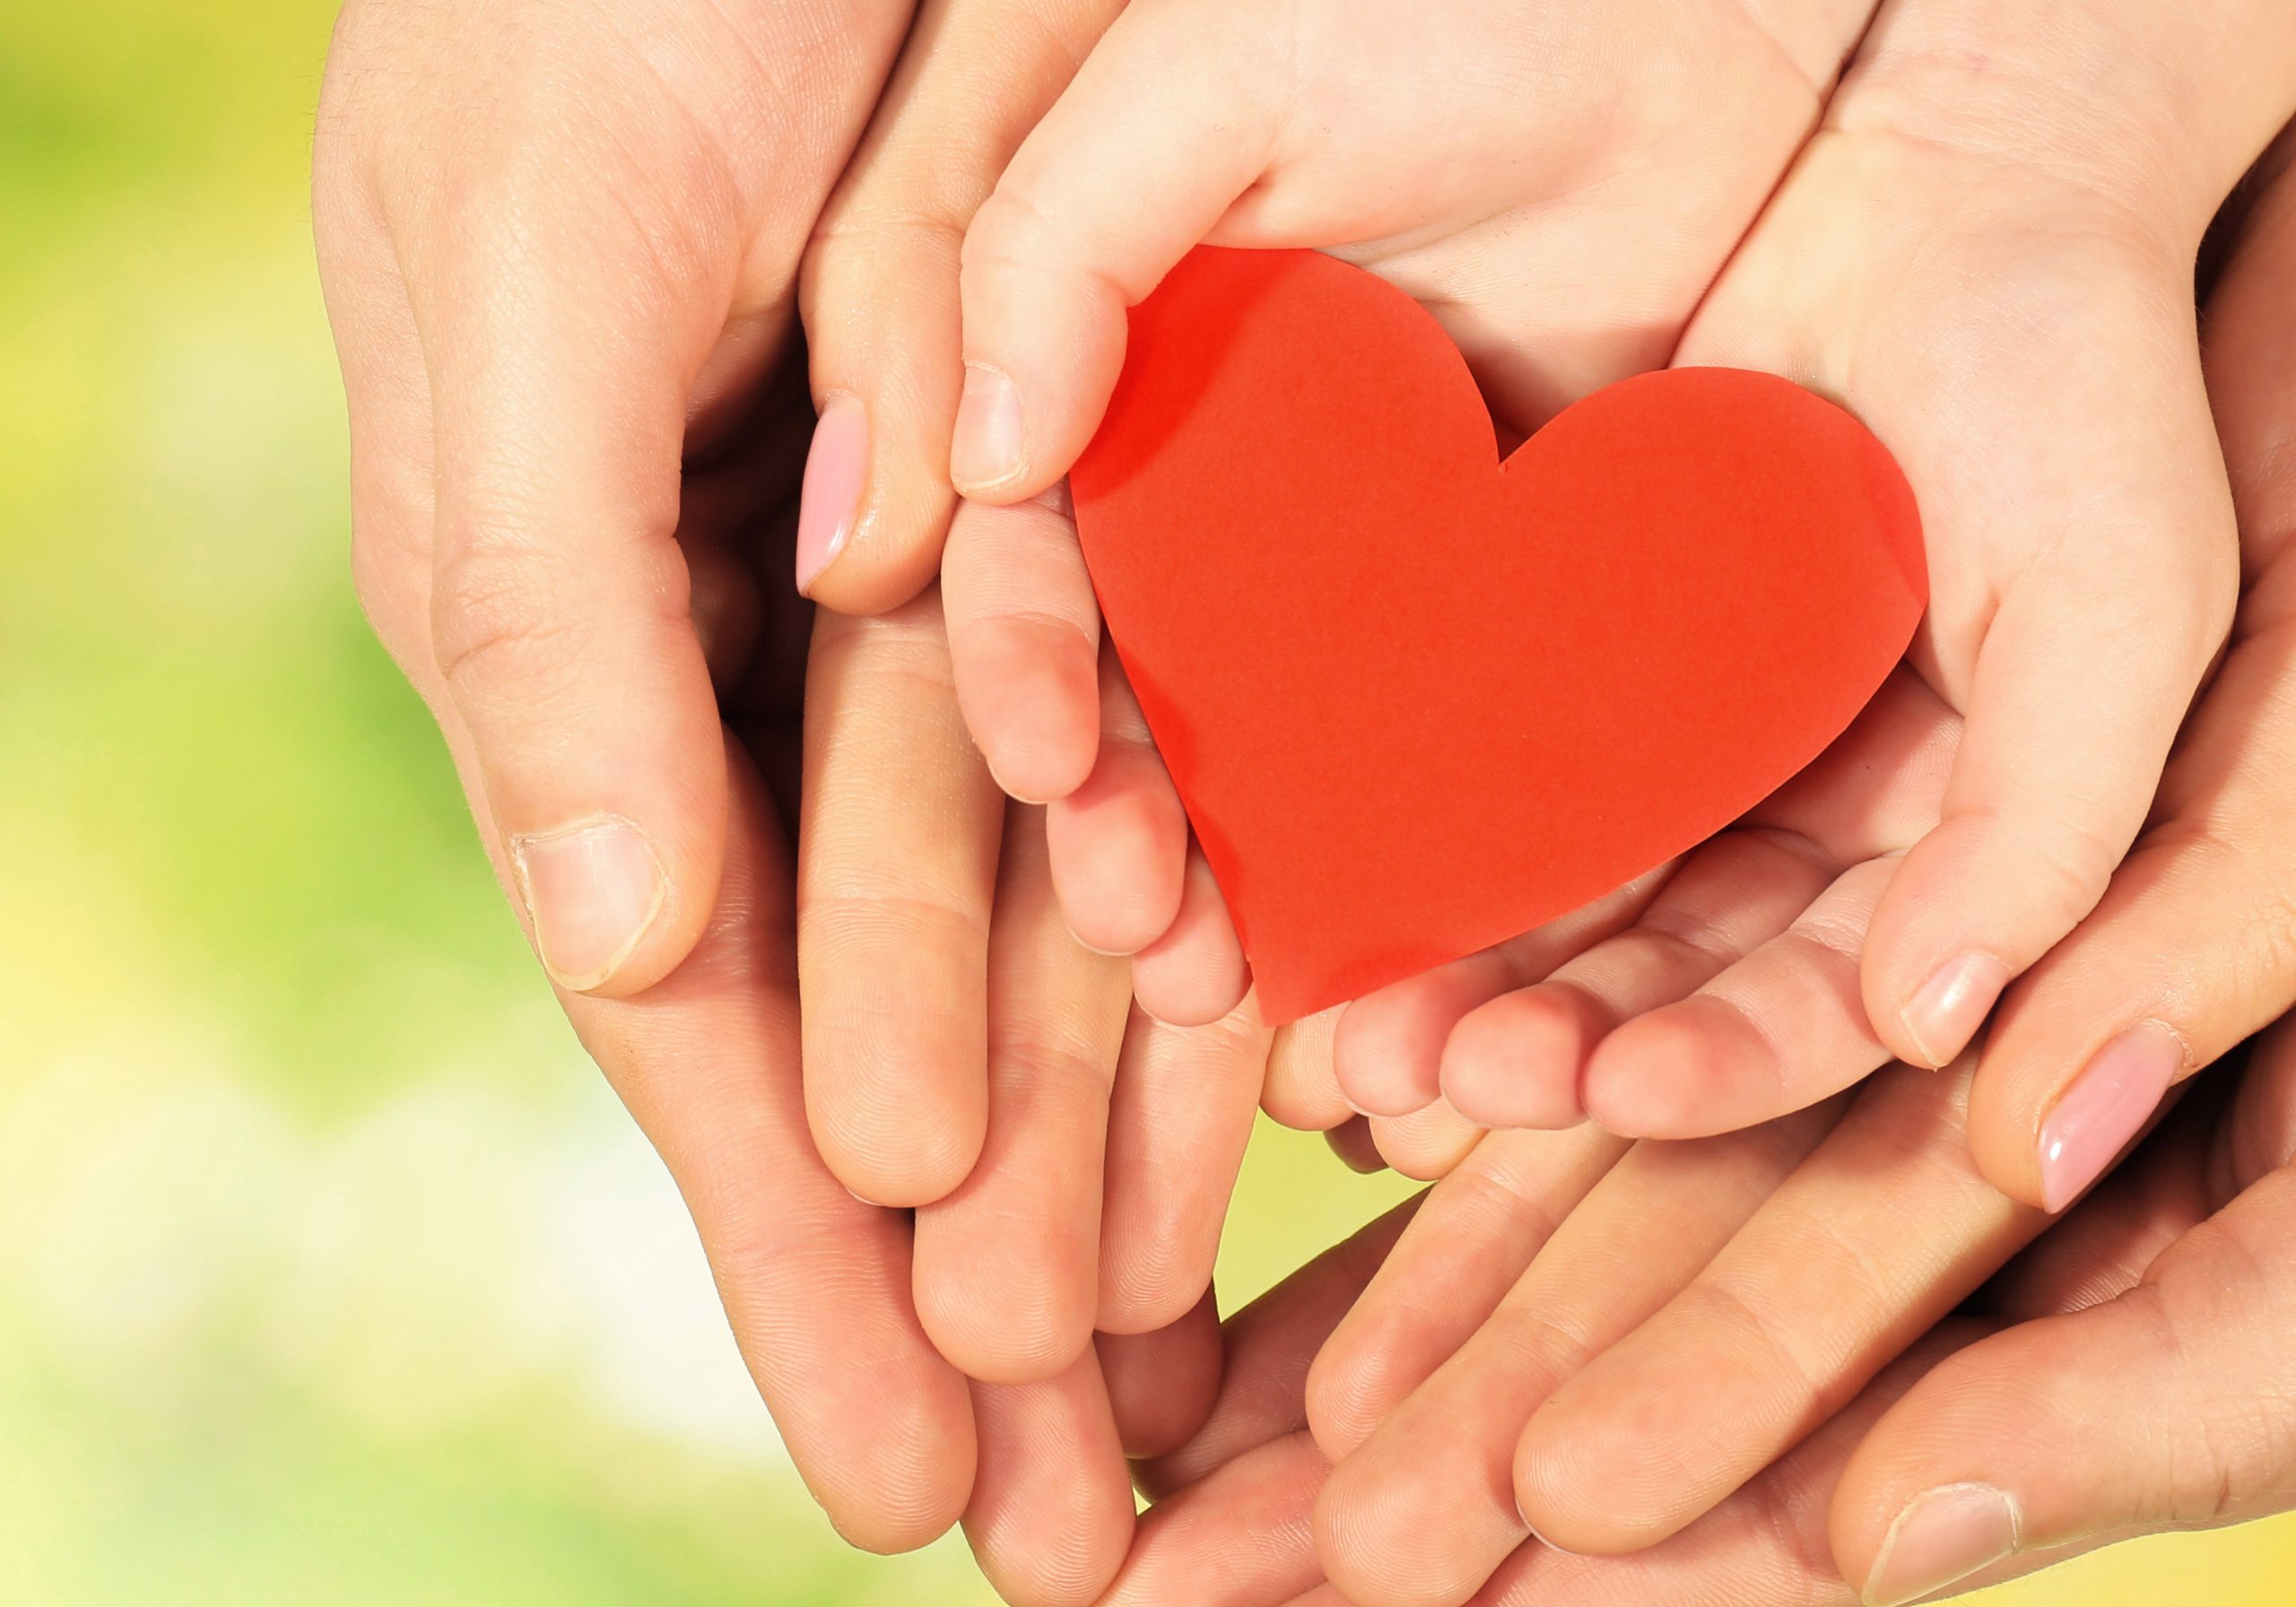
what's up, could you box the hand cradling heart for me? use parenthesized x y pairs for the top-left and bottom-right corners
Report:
(1071, 247), (1926, 1024)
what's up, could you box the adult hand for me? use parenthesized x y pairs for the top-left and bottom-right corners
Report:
(315, 4), (1220, 1589)
(315, 0), (911, 997)
(785, 0), (1271, 1378)
(1093, 1021), (2296, 1607)
(1826, 122), (2296, 1605)
(794, 0), (1254, 1029)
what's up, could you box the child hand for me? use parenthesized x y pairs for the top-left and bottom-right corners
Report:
(1325, 1), (2296, 1159)
(935, 0), (1872, 979)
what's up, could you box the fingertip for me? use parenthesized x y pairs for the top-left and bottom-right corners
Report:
(794, 391), (872, 599)
(2023, 1021), (2183, 1214)
(1263, 1007), (1352, 1132)
(1131, 854), (1249, 1025)
(1861, 804), (2120, 1073)
(796, 227), (970, 613)
(1096, 1239), (1213, 1338)
(965, 1367), (1135, 1607)
(814, 1394), (979, 1556)
(1368, 1100), (1485, 1182)
(957, 619), (1103, 804)
(808, 1085), (988, 1211)
(511, 812), (691, 997)
(1302, 1339), (1386, 1465)
(949, 362), (1038, 500)
(1332, 982), (1466, 1120)
(801, 986), (990, 1208)
(956, 190), (1132, 499)
(1310, 1461), (1437, 1607)
(1322, 1116), (1388, 1175)
(917, 1266), (1099, 1388)
(1439, 986), (1599, 1130)
(1509, 1413), (1634, 1559)
(1579, 1003), (1749, 1139)
(1875, 942), (2012, 1073)
(1047, 745), (1189, 956)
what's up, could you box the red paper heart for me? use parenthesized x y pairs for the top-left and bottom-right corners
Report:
(1072, 248), (1924, 1025)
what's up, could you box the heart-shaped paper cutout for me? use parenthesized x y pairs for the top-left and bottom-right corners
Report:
(1072, 248), (1924, 1025)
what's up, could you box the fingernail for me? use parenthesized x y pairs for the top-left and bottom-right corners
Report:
(2038, 1021), (2182, 1212)
(1900, 952), (2009, 1067)
(511, 816), (666, 991)
(1864, 1483), (2019, 1607)
(950, 363), (1023, 491)
(795, 392), (867, 595)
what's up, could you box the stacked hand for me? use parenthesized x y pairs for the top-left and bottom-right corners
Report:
(1109, 128), (2296, 1607)
(312, 0), (2296, 1601)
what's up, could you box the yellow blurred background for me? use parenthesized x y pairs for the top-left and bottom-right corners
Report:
(2, 3), (2290, 1603)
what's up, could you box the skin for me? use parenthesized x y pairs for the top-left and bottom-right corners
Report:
(313, 0), (1255, 1588)
(936, 0), (1871, 1009)
(1091, 1024), (2296, 1607)
(944, 0), (2296, 1214)
(317, 0), (2296, 1595)
(1110, 126), (2296, 1607)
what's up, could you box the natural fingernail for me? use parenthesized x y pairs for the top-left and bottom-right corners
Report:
(795, 392), (867, 595)
(1864, 1483), (2019, 1607)
(951, 364), (1023, 491)
(2038, 1021), (2182, 1212)
(1900, 952), (2009, 1067)
(511, 816), (666, 992)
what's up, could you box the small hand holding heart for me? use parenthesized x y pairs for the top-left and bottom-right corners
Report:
(1073, 247), (1926, 1023)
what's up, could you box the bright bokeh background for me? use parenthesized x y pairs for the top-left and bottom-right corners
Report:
(3, 4), (2291, 1603)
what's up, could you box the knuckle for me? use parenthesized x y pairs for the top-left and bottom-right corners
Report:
(2144, 821), (2296, 1012)
(961, 187), (1059, 277)
(430, 538), (594, 704)
(1955, 804), (2126, 940)
(1692, 1273), (1831, 1422)
(348, 529), (430, 663)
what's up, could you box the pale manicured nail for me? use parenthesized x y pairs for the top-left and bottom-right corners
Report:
(794, 392), (867, 595)
(950, 363), (1023, 491)
(1900, 952), (2009, 1067)
(2039, 1022), (2182, 1212)
(1865, 1483), (2019, 1606)
(511, 816), (665, 991)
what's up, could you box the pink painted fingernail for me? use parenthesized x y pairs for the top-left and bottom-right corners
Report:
(1864, 1483), (2020, 1607)
(511, 816), (666, 991)
(2038, 1022), (2182, 1212)
(1900, 952), (2009, 1067)
(795, 392), (867, 595)
(950, 364), (1023, 491)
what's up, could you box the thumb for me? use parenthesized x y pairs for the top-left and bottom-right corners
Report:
(794, 0), (1123, 611)
(950, 0), (1286, 501)
(1831, 1155), (2296, 1605)
(413, 190), (729, 998)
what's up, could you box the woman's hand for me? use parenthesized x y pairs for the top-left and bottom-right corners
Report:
(1091, 1014), (2296, 1607)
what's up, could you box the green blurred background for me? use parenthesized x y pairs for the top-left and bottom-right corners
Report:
(2, 3), (2290, 1603)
